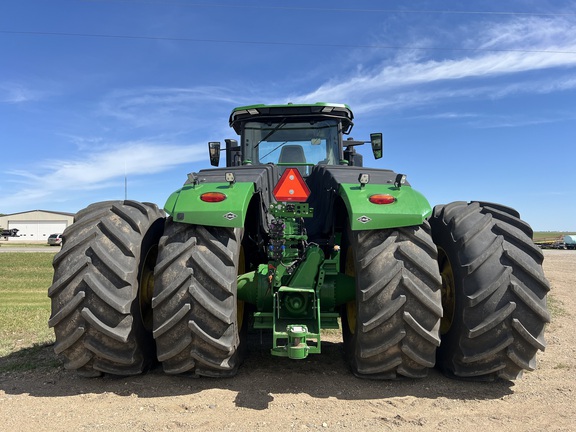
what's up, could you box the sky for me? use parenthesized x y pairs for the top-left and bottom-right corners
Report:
(1, 0), (575, 231)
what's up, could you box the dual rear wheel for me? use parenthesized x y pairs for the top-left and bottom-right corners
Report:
(49, 205), (246, 377)
(342, 202), (550, 381)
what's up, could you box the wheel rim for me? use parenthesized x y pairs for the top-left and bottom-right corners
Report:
(438, 247), (455, 335)
(139, 244), (158, 332)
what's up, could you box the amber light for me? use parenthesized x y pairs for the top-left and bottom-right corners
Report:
(200, 192), (227, 202)
(369, 194), (396, 204)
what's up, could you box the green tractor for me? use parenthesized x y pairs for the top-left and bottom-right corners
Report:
(49, 103), (550, 381)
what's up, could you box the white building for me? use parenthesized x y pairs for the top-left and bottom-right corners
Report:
(0, 210), (74, 242)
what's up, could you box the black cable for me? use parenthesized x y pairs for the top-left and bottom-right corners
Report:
(2, 30), (575, 54)
(77, 0), (576, 17)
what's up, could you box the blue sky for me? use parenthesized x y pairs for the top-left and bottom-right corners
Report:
(1, 0), (575, 231)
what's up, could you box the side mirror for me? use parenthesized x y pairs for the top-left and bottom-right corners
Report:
(208, 142), (221, 166)
(370, 133), (383, 160)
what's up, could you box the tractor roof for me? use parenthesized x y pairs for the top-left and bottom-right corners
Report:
(229, 103), (354, 134)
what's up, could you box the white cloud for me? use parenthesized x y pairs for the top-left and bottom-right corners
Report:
(0, 82), (42, 103)
(299, 50), (576, 106)
(475, 16), (576, 52)
(3, 141), (205, 210)
(406, 112), (480, 120)
(469, 114), (576, 129)
(99, 86), (248, 127)
(292, 15), (576, 112)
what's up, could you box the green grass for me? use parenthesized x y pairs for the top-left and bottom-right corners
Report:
(547, 295), (567, 319)
(533, 231), (575, 242)
(0, 253), (56, 369)
(0, 241), (55, 248)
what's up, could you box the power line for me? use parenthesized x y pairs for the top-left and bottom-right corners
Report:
(79, 0), (576, 17)
(2, 29), (576, 54)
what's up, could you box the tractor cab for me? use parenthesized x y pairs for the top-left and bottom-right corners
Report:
(208, 103), (382, 171)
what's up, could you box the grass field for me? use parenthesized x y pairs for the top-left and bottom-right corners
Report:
(533, 231), (574, 242)
(0, 252), (57, 371)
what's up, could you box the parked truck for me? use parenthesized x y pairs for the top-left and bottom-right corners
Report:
(1, 228), (19, 239)
(564, 235), (576, 250)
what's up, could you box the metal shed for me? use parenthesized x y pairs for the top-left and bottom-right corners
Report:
(0, 210), (74, 242)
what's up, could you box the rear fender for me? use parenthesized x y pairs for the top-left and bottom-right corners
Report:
(339, 183), (432, 230)
(164, 182), (254, 228)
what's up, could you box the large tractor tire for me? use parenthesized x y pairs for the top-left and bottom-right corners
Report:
(342, 223), (442, 379)
(48, 200), (165, 376)
(152, 219), (245, 377)
(430, 201), (550, 380)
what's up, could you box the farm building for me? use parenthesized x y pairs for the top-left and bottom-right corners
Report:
(0, 210), (74, 242)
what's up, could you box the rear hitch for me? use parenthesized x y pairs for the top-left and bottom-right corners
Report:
(275, 324), (311, 360)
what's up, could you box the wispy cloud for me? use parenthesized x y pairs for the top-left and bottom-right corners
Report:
(99, 86), (248, 127)
(474, 16), (576, 52)
(3, 140), (205, 210)
(8, 141), (205, 188)
(469, 114), (576, 129)
(292, 15), (576, 112)
(403, 109), (576, 128)
(0, 82), (43, 103)
(406, 112), (480, 120)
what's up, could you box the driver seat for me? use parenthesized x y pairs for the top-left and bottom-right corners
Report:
(279, 145), (307, 176)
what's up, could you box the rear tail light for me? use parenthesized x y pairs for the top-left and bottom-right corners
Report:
(369, 194), (396, 204)
(200, 192), (227, 202)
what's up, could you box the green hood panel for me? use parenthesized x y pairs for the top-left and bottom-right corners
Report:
(339, 183), (432, 230)
(164, 182), (254, 228)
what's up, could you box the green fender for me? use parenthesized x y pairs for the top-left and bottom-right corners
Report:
(339, 183), (432, 230)
(164, 181), (254, 228)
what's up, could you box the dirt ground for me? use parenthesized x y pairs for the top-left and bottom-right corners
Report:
(0, 250), (574, 431)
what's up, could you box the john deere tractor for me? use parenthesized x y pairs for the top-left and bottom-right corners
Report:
(49, 103), (550, 381)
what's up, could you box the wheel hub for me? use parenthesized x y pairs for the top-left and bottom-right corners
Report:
(438, 248), (455, 335)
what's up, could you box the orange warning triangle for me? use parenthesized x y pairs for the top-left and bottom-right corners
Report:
(273, 168), (310, 202)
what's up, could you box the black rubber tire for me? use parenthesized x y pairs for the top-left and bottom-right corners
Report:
(342, 223), (442, 379)
(152, 219), (244, 377)
(430, 201), (550, 380)
(48, 200), (165, 376)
